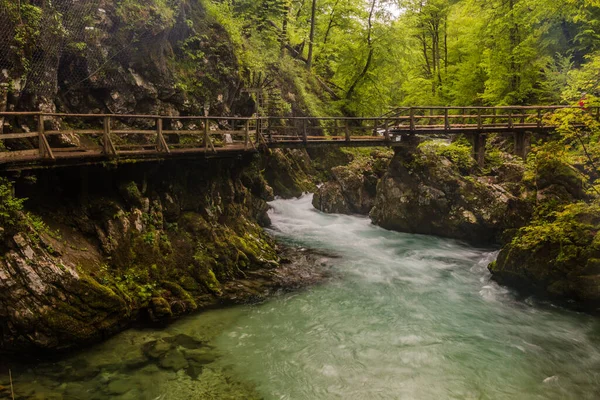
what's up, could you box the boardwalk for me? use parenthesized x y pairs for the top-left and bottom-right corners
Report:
(0, 106), (595, 170)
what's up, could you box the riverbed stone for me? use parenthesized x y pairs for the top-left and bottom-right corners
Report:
(106, 378), (133, 395)
(159, 349), (189, 371)
(183, 348), (218, 365)
(165, 333), (205, 349)
(142, 339), (172, 360)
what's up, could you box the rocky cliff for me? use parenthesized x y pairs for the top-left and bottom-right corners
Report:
(2, 0), (247, 117)
(489, 201), (600, 309)
(370, 140), (531, 245)
(0, 157), (326, 354)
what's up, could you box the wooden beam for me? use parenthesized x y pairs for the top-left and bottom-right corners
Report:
(156, 118), (171, 154)
(38, 115), (55, 160)
(103, 116), (117, 157)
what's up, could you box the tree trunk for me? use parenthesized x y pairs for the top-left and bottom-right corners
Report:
(346, 0), (377, 99)
(306, 0), (318, 70)
(323, 0), (341, 45)
(281, 2), (291, 57)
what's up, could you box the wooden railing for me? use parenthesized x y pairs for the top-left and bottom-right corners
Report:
(0, 113), (261, 166)
(0, 106), (596, 169)
(265, 106), (599, 145)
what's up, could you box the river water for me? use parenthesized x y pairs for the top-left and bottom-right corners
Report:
(3, 195), (600, 399)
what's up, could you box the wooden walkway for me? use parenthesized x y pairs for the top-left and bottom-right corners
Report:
(0, 106), (595, 170)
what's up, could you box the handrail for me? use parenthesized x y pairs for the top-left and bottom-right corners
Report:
(0, 105), (597, 170)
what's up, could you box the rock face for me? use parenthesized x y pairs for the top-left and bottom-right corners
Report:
(2, 0), (244, 116)
(313, 150), (392, 214)
(263, 149), (317, 198)
(369, 142), (531, 244)
(489, 202), (600, 308)
(0, 158), (287, 354)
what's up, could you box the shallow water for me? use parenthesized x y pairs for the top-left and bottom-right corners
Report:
(3, 195), (600, 399)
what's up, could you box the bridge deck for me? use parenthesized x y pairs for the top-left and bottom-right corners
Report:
(0, 106), (594, 170)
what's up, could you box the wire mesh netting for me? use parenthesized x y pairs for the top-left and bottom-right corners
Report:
(0, 0), (101, 100)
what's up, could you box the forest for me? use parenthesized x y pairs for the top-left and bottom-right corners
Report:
(202, 0), (600, 114)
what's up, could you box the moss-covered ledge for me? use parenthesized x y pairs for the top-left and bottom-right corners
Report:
(489, 201), (600, 309)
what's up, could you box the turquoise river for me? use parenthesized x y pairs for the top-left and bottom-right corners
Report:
(2, 195), (600, 399)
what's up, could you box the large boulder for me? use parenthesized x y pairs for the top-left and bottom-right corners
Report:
(313, 150), (392, 215)
(369, 141), (531, 244)
(489, 202), (600, 309)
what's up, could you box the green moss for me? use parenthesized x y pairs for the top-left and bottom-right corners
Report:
(116, 0), (176, 35)
(418, 140), (475, 174)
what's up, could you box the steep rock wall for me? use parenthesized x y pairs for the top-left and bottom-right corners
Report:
(0, 157), (285, 354)
(369, 142), (531, 245)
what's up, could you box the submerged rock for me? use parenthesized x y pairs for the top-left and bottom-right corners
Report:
(159, 350), (189, 371)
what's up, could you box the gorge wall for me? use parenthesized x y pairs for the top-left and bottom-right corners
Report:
(0, 157), (291, 354)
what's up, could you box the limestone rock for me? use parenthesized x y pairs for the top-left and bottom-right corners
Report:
(489, 202), (600, 308)
(370, 143), (531, 245)
(313, 182), (351, 214)
(313, 150), (392, 215)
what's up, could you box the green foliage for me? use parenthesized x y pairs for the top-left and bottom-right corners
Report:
(419, 139), (476, 173)
(511, 202), (600, 264)
(0, 178), (25, 232)
(116, 0), (177, 35)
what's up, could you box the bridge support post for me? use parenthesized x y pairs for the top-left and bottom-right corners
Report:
(472, 133), (486, 168)
(514, 132), (530, 160)
(303, 119), (308, 144)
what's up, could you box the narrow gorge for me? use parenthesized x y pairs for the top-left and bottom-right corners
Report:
(2, 0), (600, 398)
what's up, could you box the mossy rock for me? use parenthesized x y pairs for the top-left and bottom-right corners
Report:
(490, 201), (600, 307)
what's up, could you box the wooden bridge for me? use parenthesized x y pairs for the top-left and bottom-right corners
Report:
(0, 106), (595, 170)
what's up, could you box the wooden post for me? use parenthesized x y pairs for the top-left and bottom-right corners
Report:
(38, 114), (54, 160)
(444, 108), (450, 131)
(384, 118), (390, 142)
(409, 108), (415, 132)
(477, 108), (482, 130)
(508, 109), (513, 129)
(303, 119), (308, 143)
(345, 121), (351, 142)
(156, 118), (170, 154)
(103, 116), (116, 156)
(38, 114), (45, 158)
(204, 117), (217, 153)
(245, 120), (250, 149)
